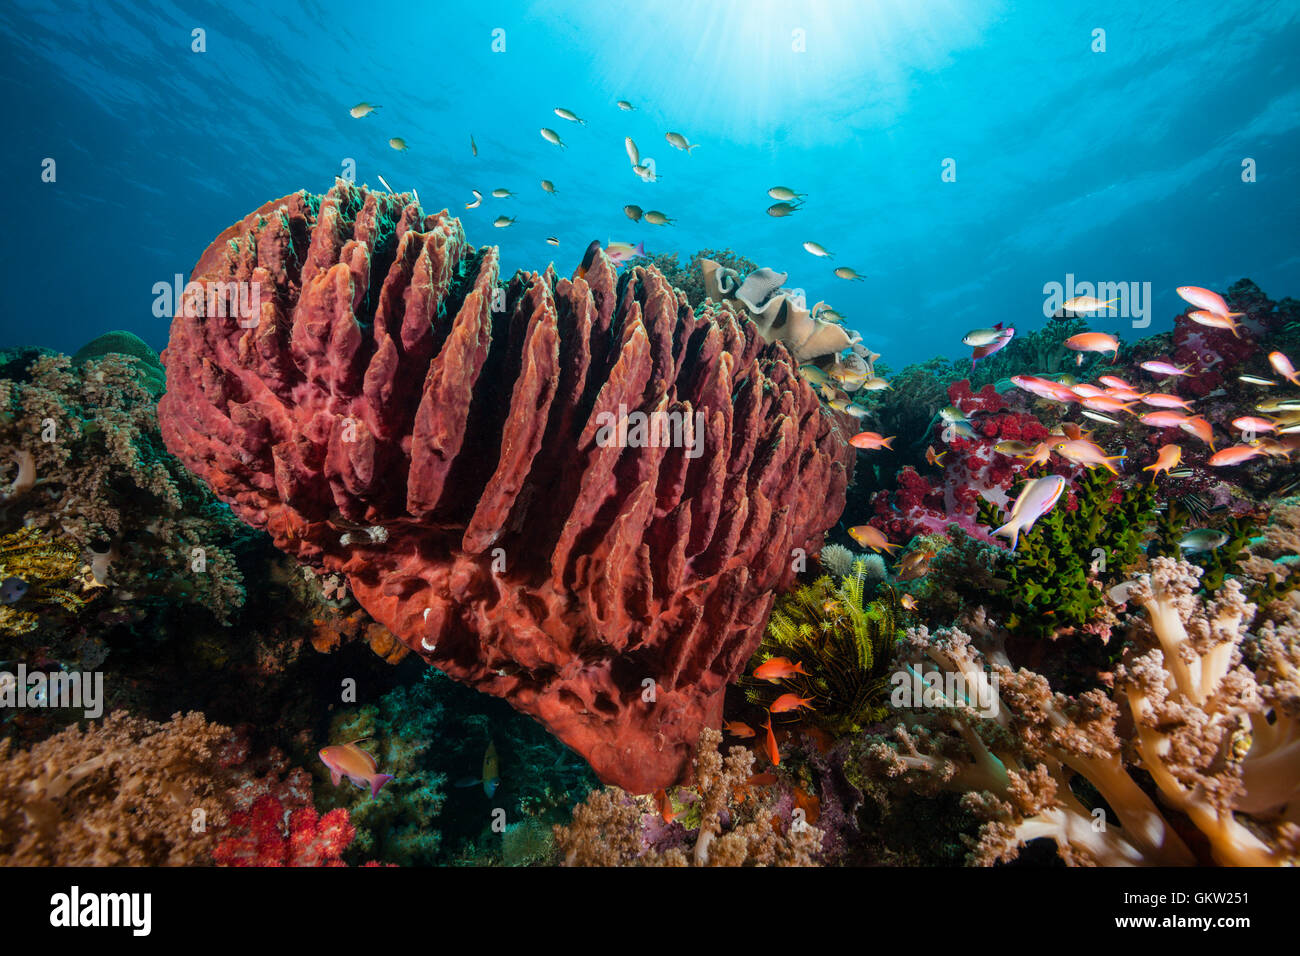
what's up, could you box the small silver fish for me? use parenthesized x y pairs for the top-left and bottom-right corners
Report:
(546, 237), (560, 245)
(540, 127), (566, 148)
(644, 210), (674, 226)
(1082, 410), (1121, 426)
(493, 216), (516, 228)
(1179, 529), (1229, 552)
(767, 186), (806, 203)
(665, 131), (698, 153)
(803, 240), (832, 259)
(1238, 374), (1277, 386)
(767, 202), (799, 217)
(617, 100), (636, 111)
(492, 188), (514, 198)
(833, 267), (865, 281)
(624, 204), (643, 222)
(554, 107), (586, 126)
(349, 102), (380, 118)
(465, 189), (483, 209)
(540, 180), (557, 194)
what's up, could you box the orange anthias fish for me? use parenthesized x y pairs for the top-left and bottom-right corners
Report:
(1176, 285), (1242, 318)
(925, 445), (947, 467)
(792, 786), (821, 825)
(724, 720), (756, 738)
(1140, 410), (1190, 429)
(761, 714), (780, 767)
(752, 657), (810, 681)
(1063, 332), (1120, 362)
(1179, 415), (1216, 450)
(1053, 439), (1127, 475)
(1208, 445), (1265, 467)
(653, 788), (676, 824)
(1233, 416), (1277, 434)
(850, 431), (895, 451)
(1142, 444), (1182, 477)
(319, 739), (394, 798)
(770, 693), (816, 714)
(1269, 351), (1300, 386)
(1188, 310), (1243, 337)
(1141, 393), (1194, 410)
(847, 524), (900, 553)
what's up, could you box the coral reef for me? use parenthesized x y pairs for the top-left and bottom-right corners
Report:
(625, 247), (756, 309)
(0, 710), (233, 865)
(0, 525), (87, 634)
(555, 727), (823, 865)
(157, 180), (854, 792)
(855, 559), (1299, 866)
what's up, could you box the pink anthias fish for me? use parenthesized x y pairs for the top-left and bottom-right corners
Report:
(1140, 411), (1190, 429)
(1142, 393), (1194, 410)
(1269, 351), (1300, 386)
(971, 323), (1015, 369)
(1011, 375), (1077, 403)
(1176, 286), (1243, 318)
(604, 240), (645, 265)
(1054, 439), (1127, 475)
(1140, 360), (1192, 377)
(319, 739), (394, 797)
(991, 474), (1068, 552)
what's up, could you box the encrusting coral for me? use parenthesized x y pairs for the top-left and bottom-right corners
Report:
(555, 727), (823, 865)
(0, 710), (233, 865)
(854, 558), (1299, 866)
(157, 180), (854, 792)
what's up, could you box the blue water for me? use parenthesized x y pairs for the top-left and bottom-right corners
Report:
(2, 0), (1297, 367)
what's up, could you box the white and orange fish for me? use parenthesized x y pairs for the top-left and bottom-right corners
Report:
(970, 323), (1015, 368)
(1187, 310), (1243, 338)
(1233, 416), (1276, 434)
(1012, 375), (1078, 403)
(1142, 444), (1182, 477)
(1098, 375), (1134, 390)
(604, 240), (645, 265)
(1176, 286), (1241, 318)
(1082, 395), (1137, 414)
(991, 475), (1068, 552)
(1064, 332), (1120, 363)
(1054, 439), (1127, 475)
(1268, 351), (1300, 386)
(1062, 295), (1119, 313)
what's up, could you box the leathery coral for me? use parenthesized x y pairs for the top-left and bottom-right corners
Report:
(157, 180), (854, 793)
(555, 727), (823, 865)
(856, 558), (1298, 865)
(0, 711), (233, 865)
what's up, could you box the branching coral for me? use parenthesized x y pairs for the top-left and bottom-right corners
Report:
(745, 562), (901, 735)
(555, 727), (823, 866)
(854, 559), (1299, 865)
(0, 710), (233, 865)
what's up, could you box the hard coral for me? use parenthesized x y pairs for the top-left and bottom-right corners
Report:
(158, 180), (854, 793)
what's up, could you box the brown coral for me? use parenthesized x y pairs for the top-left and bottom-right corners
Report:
(0, 710), (233, 865)
(854, 559), (1300, 866)
(156, 180), (854, 792)
(555, 727), (823, 866)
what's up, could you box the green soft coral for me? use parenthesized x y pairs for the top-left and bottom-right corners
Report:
(978, 469), (1155, 638)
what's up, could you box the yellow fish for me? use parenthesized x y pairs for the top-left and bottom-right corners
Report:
(349, 102), (380, 118)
